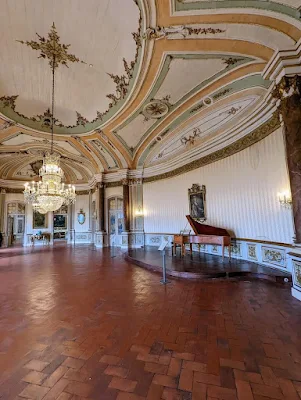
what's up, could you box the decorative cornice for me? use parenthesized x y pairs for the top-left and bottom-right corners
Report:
(1, 187), (23, 194)
(105, 181), (122, 188)
(76, 190), (90, 195)
(143, 112), (280, 183)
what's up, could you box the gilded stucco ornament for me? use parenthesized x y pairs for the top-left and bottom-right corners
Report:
(181, 128), (202, 146)
(143, 25), (225, 40)
(17, 23), (86, 69)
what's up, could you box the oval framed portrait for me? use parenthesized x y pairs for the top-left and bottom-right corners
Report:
(77, 209), (86, 225)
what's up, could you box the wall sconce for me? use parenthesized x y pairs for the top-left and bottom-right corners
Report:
(135, 205), (144, 216)
(278, 191), (292, 208)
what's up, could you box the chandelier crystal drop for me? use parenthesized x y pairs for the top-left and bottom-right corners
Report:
(23, 23), (76, 213)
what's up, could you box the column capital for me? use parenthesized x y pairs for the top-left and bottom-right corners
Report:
(272, 75), (301, 102)
(121, 178), (129, 186)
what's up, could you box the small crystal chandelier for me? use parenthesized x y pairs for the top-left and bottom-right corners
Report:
(23, 27), (76, 213)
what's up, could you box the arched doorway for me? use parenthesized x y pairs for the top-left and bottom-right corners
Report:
(108, 196), (124, 246)
(7, 202), (26, 246)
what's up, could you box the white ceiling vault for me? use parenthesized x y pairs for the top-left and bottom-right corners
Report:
(0, 0), (301, 184)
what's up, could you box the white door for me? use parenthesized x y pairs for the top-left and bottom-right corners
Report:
(108, 197), (124, 247)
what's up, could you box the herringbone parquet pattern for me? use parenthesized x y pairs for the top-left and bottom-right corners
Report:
(0, 245), (301, 400)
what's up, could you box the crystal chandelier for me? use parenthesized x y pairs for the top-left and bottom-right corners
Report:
(23, 25), (76, 213)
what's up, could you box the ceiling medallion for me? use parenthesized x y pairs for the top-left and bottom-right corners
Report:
(23, 23), (76, 213)
(142, 96), (171, 121)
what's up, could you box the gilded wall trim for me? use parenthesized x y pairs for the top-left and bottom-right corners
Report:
(143, 112), (280, 183)
(105, 181), (122, 188)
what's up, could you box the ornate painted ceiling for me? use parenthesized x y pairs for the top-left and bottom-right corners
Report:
(0, 0), (301, 184)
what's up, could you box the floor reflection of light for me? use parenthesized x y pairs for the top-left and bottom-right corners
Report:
(25, 268), (57, 321)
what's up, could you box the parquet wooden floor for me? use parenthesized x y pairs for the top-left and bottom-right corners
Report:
(0, 244), (301, 400)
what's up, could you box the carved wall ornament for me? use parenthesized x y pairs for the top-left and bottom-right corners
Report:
(143, 25), (225, 40)
(262, 246), (285, 267)
(247, 244), (257, 261)
(293, 260), (301, 288)
(212, 245), (218, 253)
(150, 236), (161, 244)
(181, 127), (201, 146)
(230, 243), (241, 256)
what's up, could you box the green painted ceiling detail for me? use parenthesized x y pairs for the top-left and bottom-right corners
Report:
(137, 73), (271, 166)
(115, 54), (256, 155)
(0, 0), (143, 135)
(174, 0), (301, 20)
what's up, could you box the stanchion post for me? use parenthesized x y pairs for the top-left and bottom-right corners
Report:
(159, 241), (171, 285)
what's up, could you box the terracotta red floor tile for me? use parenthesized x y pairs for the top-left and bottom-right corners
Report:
(104, 366), (129, 378)
(23, 360), (49, 372)
(0, 245), (301, 400)
(109, 377), (137, 392)
(18, 383), (50, 399)
(21, 371), (47, 385)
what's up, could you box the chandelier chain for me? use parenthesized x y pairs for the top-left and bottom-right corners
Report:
(23, 23), (76, 213)
(51, 54), (55, 154)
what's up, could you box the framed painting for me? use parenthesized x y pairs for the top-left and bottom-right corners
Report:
(33, 211), (47, 229)
(54, 215), (67, 229)
(188, 184), (206, 222)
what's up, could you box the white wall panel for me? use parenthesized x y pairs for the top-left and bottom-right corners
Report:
(143, 127), (295, 244)
(74, 194), (89, 232)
